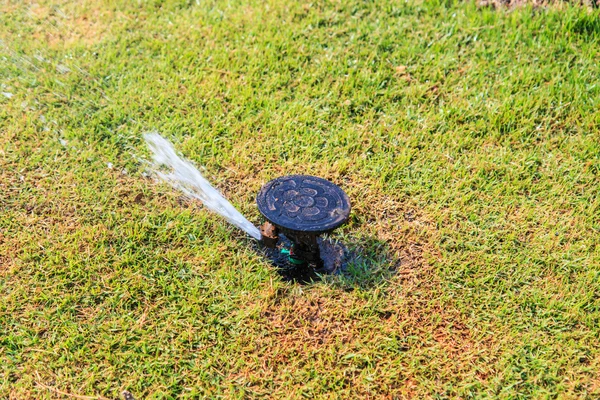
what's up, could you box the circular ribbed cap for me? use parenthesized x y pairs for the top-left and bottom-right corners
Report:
(257, 175), (351, 233)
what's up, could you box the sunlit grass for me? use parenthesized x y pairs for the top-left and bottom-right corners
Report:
(1, 0), (599, 398)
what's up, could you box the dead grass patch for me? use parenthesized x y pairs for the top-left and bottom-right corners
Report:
(478, 0), (598, 8)
(2, 1), (116, 49)
(228, 280), (502, 397)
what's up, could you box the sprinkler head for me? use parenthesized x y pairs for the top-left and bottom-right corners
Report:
(257, 175), (351, 268)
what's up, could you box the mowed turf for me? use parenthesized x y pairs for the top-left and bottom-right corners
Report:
(1, 0), (600, 398)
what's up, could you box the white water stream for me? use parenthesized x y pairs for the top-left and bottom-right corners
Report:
(144, 132), (261, 240)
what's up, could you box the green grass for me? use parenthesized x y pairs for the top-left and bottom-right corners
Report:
(1, 0), (600, 398)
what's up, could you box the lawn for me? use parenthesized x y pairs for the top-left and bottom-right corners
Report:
(1, 0), (600, 398)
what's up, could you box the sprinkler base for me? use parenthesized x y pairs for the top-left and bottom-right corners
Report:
(258, 233), (348, 282)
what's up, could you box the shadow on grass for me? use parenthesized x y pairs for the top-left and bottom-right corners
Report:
(328, 233), (401, 290)
(255, 233), (399, 289)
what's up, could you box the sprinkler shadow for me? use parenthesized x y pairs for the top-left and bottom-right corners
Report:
(329, 234), (400, 289)
(255, 234), (399, 288)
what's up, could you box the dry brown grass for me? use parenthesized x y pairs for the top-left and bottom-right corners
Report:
(1, 1), (118, 48)
(478, 0), (599, 8)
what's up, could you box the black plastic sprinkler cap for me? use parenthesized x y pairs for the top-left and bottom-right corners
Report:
(257, 175), (351, 267)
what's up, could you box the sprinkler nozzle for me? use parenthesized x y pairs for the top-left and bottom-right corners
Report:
(260, 221), (279, 248)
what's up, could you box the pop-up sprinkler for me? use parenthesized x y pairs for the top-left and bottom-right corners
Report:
(257, 175), (351, 268)
(144, 135), (352, 274)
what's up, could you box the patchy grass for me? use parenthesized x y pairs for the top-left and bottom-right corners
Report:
(1, 0), (600, 398)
